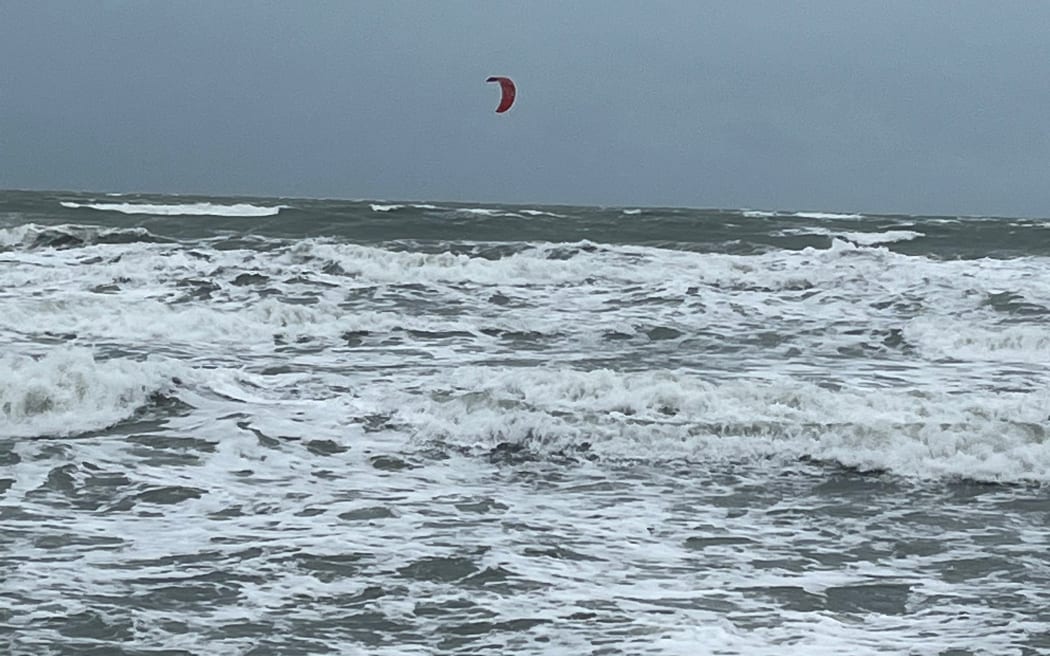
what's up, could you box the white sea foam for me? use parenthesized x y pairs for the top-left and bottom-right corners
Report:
(4, 237), (1049, 357)
(370, 204), (404, 212)
(60, 201), (283, 217)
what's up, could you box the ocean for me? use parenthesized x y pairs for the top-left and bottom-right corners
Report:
(1, 189), (1048, 655)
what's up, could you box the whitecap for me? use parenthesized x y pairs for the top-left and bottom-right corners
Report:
(521, 209), (567, 218)
(792, 211), (864, 220)
(60, 201), (283, 217)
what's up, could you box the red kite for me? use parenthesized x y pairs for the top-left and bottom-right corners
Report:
(486, 76), (516, 113)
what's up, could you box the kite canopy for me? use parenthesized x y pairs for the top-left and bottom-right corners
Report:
(486, 76), (516, 113)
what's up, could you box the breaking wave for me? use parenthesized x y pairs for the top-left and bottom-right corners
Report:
(0, 349), (182, 438)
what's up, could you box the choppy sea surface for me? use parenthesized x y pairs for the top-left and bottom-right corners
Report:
(2, 190), (1049, 655)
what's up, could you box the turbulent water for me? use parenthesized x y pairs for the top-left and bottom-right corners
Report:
(2, 190), (1049, 655)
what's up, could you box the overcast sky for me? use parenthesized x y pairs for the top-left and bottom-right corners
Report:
(2, 1), (1049, 215)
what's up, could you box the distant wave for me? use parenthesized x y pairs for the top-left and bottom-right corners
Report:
(793, 211), (864, 220)
(744, 210), (866, 219)
(60, 201), (283, 217)
(370, 203), (441, 213)
(521, 209), (568, 218)
(442, 207), (528, 218)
